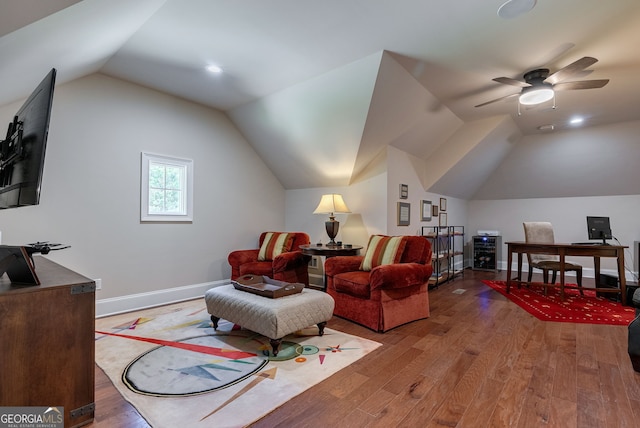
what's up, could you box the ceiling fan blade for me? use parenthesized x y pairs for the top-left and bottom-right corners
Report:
(493, 77), (530, 87)
(474, 92), (519, 107)
(553, 79), (609, 91)
(545, 56), (598, 85)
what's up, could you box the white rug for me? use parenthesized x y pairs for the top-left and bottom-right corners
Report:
(95, 298), (381, 428)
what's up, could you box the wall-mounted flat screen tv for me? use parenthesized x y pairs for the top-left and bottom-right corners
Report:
(0, 68), (56, 209)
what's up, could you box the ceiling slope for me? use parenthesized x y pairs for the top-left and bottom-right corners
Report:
(473, 119), (640, 200)
(228, 52), (382, 189)
(3, 0), (640, 198)
(229, 50), (470, 190)
(0, 0), (82, 38)
(352, 51), (463, 185)
(0, 0), (167, 106)
(426, 116), (522, 199)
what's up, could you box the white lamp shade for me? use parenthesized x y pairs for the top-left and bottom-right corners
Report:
(313, 194), (351, 215)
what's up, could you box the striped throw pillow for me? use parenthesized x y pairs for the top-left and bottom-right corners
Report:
(258, 232), (294, 261)
(360, 235), (406, 271)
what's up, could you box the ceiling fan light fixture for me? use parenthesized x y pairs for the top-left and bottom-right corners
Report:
(519, 85), (554, 105)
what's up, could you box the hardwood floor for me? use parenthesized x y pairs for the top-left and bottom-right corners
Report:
(89, 270), (640, 427)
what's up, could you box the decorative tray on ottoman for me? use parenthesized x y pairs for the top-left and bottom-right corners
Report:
(231, 274), (304, 298)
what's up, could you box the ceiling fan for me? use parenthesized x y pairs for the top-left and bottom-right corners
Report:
(475, 56), (609, 108)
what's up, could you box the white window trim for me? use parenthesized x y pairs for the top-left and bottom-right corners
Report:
(141, 152), (193, 222)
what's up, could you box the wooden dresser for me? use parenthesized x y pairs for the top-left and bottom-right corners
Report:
(0, 256), (95, 427)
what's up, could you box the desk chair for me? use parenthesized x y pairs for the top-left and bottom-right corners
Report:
(523, 222), (583, 295)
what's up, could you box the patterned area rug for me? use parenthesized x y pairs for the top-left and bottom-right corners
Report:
(95, 298), (381, 428)
(482, 280), (636, 325)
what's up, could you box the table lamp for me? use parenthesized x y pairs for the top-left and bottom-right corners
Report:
(313, 194), (351, 247)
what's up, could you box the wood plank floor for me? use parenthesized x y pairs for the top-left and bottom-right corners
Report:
(89, 270), (640, 427)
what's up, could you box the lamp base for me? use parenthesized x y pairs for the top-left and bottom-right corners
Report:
(325, 220), (339, 247)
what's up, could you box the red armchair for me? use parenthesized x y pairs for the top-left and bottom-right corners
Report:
(228, 232), (311, 285)
(324, 235), (433, 332)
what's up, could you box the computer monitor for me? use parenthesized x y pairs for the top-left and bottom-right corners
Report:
(587, 216), (612, 244)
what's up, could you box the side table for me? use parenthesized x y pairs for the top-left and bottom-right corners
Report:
(300, 244), (363, 258)
(300, 244), (363, 290)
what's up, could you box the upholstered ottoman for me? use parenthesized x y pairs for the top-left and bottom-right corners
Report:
(204, 284), (335, 356)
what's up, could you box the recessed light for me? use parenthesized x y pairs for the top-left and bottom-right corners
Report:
(206, 65), (223, 73)
(537, 124), (555, 131)
(497, 0), (537, 19)
(569, 117), (584, 125)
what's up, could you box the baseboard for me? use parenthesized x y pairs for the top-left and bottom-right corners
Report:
(96, 279), (228, 318)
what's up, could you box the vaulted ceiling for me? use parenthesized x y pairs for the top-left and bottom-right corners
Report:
(2, 0), (640, 198)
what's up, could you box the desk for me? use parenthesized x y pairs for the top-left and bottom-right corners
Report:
(505, 241), (628, 305)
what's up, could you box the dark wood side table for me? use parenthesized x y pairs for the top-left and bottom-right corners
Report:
(300, 244), (363, 290)
(299, 244), (363, 258)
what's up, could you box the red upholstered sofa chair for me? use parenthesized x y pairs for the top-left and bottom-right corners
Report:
(325, 235), (433, 332)
(228, 232), (311, 285)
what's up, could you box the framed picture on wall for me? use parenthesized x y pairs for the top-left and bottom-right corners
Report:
(432, 205), (438, 217)
(421, 200), (432, 221)
(440, 197), (447, 211)
(397, 202), (410, 226)
(439, 212), (447, 227)
(400, 184), (408, 199)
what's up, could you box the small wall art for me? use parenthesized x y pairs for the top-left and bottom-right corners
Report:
(397, 202), (410, 226)
(421, 200), (432, 221)
(399, 184), (408, 199)
(440, 197), (447, 211)
(439, 212), (447, 227)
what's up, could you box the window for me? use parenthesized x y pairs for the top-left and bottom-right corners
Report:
(141, 152), (193, 222)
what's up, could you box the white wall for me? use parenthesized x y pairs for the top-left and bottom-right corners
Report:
(386, 146), (468, 236)
(285, 145), (470, 254)
(285, 172), (387, 249)
(0, 73), (286, 309)
(469, 195), (640, 279)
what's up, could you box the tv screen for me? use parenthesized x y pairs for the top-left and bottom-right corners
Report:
(0, 68), (56, 209)
(587, 216), (612, 243)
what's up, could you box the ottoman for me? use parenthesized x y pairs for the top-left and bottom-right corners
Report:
(204, 284), (335, 356)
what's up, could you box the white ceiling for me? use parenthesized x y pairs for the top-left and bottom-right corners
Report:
(2, 0), (640, 193)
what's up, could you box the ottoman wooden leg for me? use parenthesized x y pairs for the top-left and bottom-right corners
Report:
(269, 338), (282, 356)
(211, 315), (220, 330)
(317, 321), (327, 336)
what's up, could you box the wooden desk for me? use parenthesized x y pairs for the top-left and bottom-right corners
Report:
(505, 241), (628, 305)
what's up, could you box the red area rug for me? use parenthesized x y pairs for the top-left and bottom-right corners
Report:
(482, 280), (636, 325)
